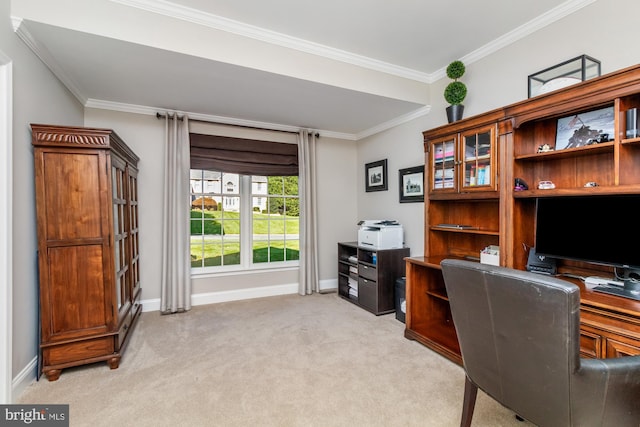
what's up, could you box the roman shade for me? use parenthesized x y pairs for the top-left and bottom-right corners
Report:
(189, 133), (299, 176)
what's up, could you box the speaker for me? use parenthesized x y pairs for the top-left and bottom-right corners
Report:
(526, 247), (557, 275)
(626, 108), (638, 138)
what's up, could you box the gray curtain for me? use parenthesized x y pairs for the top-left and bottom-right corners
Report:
(298, 130), (319, 295)
(160, 114), (192, 313)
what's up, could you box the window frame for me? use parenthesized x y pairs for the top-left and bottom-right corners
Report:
(190, 170), (300, 275)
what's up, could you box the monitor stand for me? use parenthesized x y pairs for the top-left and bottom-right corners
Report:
(593, 279), (640, 301)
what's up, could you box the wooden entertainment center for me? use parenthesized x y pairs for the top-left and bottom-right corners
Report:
(405, 64), (640, 364)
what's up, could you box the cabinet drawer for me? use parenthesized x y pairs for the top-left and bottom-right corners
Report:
(579, 329), (602, 358)
(359, 263), (377, 281)
(358, 277), (377, 312)
(606, 338), (640, 357)
(43, 336), (114, 366)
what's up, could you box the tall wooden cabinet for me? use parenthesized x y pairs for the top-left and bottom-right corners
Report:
(406, 113), (503, 364)
(32, 124), (142, 381)
(405, 65), (640, 364)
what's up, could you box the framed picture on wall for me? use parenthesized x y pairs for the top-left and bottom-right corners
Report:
(399, 165), (425, 203)
(365, 159), (388, 192)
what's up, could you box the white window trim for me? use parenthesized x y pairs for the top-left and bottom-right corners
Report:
(191, 174), (300, 275)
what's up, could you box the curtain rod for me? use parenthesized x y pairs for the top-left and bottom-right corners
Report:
(155, 112), (319, 138)
(156, 112), (184, 121)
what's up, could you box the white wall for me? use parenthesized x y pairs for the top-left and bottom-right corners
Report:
(1, 0), (84, 401)
(356, 0), (640, 256)
(462, 0), (640, 118)
(356, 115), (430, 257)
(315, 136), (358, 283)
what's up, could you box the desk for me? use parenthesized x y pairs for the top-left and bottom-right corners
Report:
(404, 257), (640, 364)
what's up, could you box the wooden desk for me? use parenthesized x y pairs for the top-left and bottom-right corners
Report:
(404, 257), (640, 364)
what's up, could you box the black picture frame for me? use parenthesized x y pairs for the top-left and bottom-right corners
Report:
(365, 159), (388, 192)
(555, 106), (614, 150)
(399, 165), (425, 203)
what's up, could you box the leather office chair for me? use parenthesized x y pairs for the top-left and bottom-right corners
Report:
(440, 259), (640, 427)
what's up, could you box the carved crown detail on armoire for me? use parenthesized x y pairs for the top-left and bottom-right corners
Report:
(31, 124), (141, 381)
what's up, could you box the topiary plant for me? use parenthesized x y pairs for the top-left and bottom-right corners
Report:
(446, 60), (466, 80)
(444, 60), (467, 105)
(444, 81), (467, 105)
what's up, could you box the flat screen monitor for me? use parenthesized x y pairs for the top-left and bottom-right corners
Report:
(534, 194), (640, 270)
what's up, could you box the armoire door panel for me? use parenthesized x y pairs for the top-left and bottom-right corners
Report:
(47, 245), (108, 338)
(42, 151), (103, 240)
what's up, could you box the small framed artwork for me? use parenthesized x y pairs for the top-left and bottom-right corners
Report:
(555, 106), (614, 150)
(365, 159), (388, 192)
(399, 165), (425, 203)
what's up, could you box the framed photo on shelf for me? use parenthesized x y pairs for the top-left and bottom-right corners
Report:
(555, 106), (614, 150)
(365, 159), (388, 192)
(398, 165), (424, 203)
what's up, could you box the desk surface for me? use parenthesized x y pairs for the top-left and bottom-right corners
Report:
(404, 255), (640, 318)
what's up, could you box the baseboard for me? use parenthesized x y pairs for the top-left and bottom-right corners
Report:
(141, 279), (338, 312)
(141, 283), (297, 312)
(319, 278), (338, 293)
(11, 356), (37, 403)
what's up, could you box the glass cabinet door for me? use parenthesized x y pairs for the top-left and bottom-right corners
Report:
(461, 126), (496, 191)
(127, 166), (140, 301)
(111, 156), (131, 317)
(431, 136), (457, 191)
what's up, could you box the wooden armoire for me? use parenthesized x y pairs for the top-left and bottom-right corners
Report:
(31, 124), (142, 381)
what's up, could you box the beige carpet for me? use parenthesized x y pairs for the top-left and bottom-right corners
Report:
(18, 293), (532, 427)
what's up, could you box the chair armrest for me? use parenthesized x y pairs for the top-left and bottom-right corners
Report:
(571, 356), (640, 426)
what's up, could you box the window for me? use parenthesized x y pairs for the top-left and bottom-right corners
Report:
(252, 176), (299, 264)
(190, 169), (299, 271)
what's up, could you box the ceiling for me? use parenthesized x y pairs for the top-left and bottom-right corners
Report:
(12, 0), (582, 139)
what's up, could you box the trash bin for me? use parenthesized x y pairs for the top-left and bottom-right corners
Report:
(395, 277), (406, 323)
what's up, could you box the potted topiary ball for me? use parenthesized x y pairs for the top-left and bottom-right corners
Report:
(444, 60), (467, 123)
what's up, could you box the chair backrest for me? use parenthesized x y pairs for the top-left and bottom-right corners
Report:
(441, 259), (581, 427)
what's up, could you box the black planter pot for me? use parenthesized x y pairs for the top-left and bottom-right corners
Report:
(446, 104), (464, 123)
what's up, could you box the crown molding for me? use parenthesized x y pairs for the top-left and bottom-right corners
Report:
(110, 0), (596, 85)
(109, 0), (432, 83)
(12, 17), (88, 105)
(84, 98), (428, 140)
(85, 98), (326, 135)
(430, 0), (597, 81)
(356, 106), (431, 140)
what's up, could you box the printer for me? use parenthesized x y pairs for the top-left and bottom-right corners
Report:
(357, 220), (404, 249)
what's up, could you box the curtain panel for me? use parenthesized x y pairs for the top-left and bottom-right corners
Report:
(190, 133), (298, 176)
(297, 130), (319, 295)
(160, 115), (192, 314)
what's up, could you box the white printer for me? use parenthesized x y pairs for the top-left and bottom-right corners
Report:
(357, 220), (404, 249)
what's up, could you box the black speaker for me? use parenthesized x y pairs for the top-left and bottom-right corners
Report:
(526, 247), (557, 275)
(626, 108), (638, 138)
